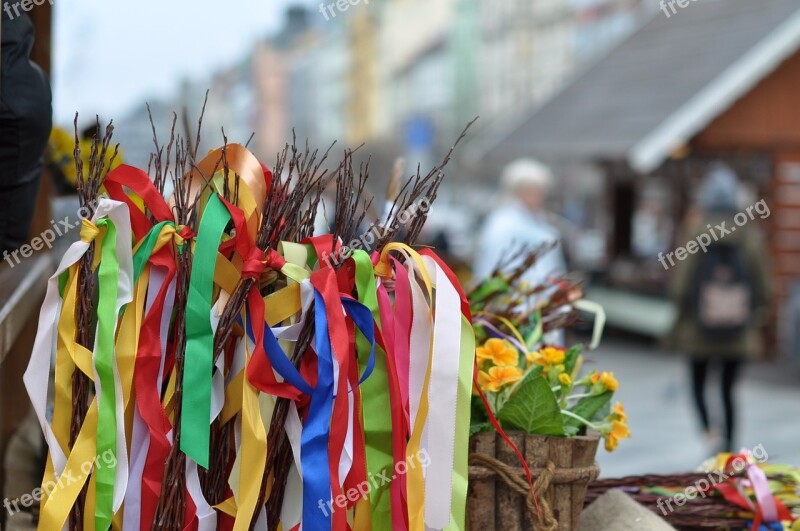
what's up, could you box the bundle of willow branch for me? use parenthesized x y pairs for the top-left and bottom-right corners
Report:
(70, 116), (119, 531)
(35, 103), (479, 531)
(468, 242), (583, 343)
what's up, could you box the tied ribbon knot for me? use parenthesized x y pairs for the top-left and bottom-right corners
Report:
(242, 248), (286, 280)
(374, 256), (393, 278)
(174, 224), (196, 246)
(80, 218), (101, 243)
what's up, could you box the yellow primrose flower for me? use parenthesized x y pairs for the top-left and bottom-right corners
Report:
(528, 347), (565, 369)
(540, 347), (565, 366)
(610, 419), (630, 439)
(478, 366), (524, 393)
(591, 371), (618, 392)
(526, 350), (543, 366)
(558, 373), (572, 386)
(604, 419), (631, 452)
(476, 338), (519, 367)
(611, 402), (626, 421)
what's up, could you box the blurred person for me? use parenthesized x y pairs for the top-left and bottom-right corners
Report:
(473, 158), (567, 288)
(47, 122), (123, 195)
(670, 163), (772, 452)
(0, 11), (52, 255)
(473, 159), (568, 345)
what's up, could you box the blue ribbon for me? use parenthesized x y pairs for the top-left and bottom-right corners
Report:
(301, 289), (335, 528)
(341, 298), (377, 386)
(243, 309), (314, 396)
(241, 297), (376, 394)
(240, 290), (376, 527)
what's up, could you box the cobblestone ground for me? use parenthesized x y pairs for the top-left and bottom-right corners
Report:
(589, 334), (800, 478)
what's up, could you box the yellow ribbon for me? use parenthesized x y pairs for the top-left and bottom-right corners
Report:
(233, 336), (268, 530)
(38, 399), (99, 530)
(80, 218), (101, 243)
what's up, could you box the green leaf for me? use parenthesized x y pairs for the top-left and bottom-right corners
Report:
(498, 373), (565, 436)
(510, 364), (543, 391)
(471, 395), (489, 424)
(469, 422), (494, 437)
(564, 344), (583, 377)
(470, 278), (511, 306)
(564, 391), (613, 431)
(591, 400), (612, 424)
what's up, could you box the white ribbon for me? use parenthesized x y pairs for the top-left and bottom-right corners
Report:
(23, 198), (132, 487)
(421, 256), (463, 529)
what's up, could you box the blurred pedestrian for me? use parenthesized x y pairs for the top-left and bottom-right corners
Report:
(0, 12), (52, 255)
(473, 159), (568, 345)
(473, 158), (567, 288)
(670, 163), (772, 452)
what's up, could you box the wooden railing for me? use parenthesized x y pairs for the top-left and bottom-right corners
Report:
(0, 253), (53, 530)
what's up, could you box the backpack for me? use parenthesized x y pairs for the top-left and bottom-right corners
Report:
(691, 244), (757, 340)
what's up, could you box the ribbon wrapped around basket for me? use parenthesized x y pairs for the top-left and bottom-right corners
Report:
(23, 117), (477, 531)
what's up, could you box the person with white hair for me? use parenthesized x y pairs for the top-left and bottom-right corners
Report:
(472, 158), (567, 292)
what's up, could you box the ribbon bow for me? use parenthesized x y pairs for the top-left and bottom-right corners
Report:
(242, 248), (287, 280)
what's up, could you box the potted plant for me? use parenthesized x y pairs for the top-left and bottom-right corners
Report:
(466, 247), (629, 530)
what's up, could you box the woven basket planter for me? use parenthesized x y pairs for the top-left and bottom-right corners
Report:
(467, 432), (600, 531)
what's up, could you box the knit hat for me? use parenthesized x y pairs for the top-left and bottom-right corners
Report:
(500, 158), (554, 193)
(698, 163), (739, 212)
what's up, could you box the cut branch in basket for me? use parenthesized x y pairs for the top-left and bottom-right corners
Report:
(467, 240), (585, 343)
(69, 115), (119, 531)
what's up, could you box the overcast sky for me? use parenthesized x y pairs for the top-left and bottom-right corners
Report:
(52, 0), (311, 125)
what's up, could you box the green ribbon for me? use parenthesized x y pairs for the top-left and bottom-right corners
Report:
(444, 315), (476, 530)
(180, 194), (231, 469)
(131, 220), (172, 283)
(351, 250), (394, 528)
(93, 219), (119, 530)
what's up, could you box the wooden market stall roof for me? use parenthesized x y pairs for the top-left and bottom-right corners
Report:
(470, 0), (800, 173)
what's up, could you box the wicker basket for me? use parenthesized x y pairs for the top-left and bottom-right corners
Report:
(585, 473), (752, 530)
(467, 432), (600, 531)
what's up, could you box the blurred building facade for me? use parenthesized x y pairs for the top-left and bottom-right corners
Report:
(474, 0), (800, 357)
(115, 0), (649, 166)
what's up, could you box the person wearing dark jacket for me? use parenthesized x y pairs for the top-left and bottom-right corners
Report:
(670, 164), (772, 453)
(0, 11), (52, 255)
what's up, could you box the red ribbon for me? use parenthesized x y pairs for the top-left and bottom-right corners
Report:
(245, 288), (303, 401)
(242, 248), (267, 280)
(311, 268), (350, 530)
(104, 165), (173, 240)
(135, 245), (178, 530)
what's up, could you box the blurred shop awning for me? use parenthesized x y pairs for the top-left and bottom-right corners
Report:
(470, 0), (800, 173)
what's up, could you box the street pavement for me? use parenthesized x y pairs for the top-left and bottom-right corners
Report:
(587, 333), (800, 478)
